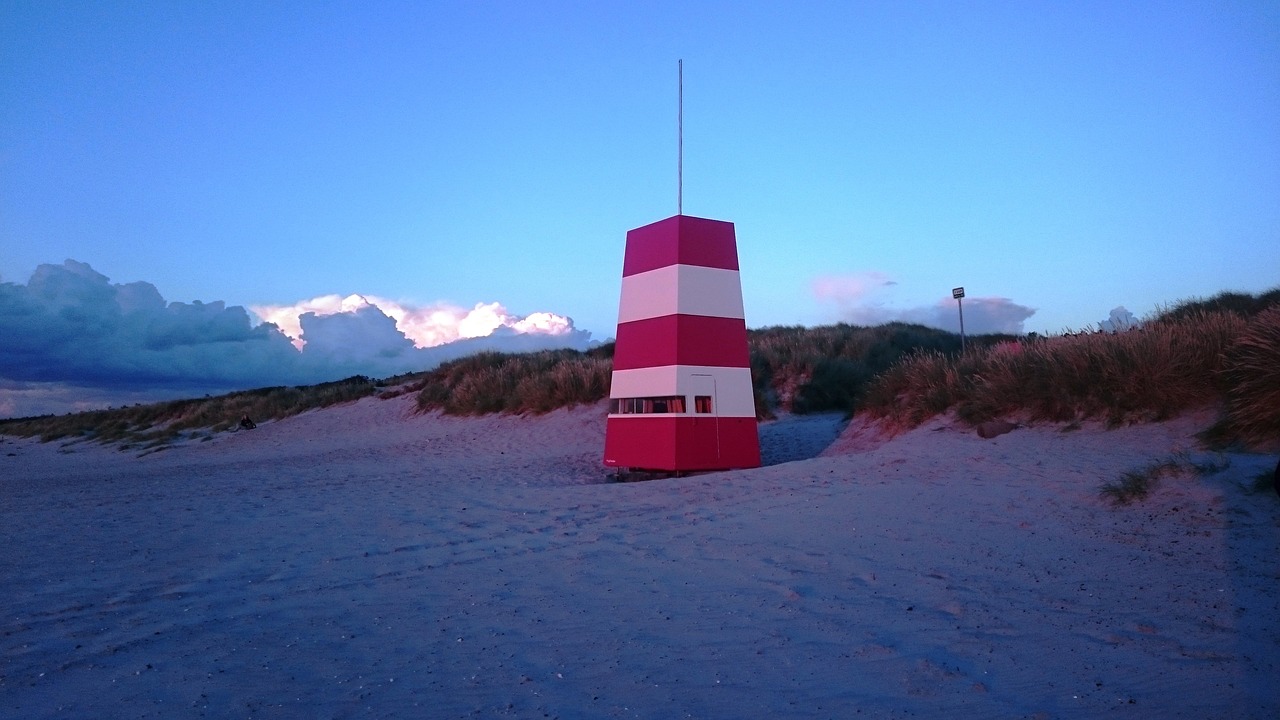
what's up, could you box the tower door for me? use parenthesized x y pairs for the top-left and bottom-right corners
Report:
(690, 372), (720, 461)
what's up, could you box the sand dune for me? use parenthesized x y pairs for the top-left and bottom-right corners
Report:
(2, 396), (1277, 718)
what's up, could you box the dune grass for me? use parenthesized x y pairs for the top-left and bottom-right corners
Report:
(746, 322), (982, 417)
(409, 323), (1012, 419)
(863, 311), (1246, 429)
(861, 290), (1280, 449)
(0, 376), (379, 448)
(414, 348), (613, 415)
(0, 323), (982, 446)
(1155, 287), (1280, 322)
(1216, 306), (1280, 449)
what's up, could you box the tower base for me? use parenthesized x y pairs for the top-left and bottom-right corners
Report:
(603, 416), (761, 472)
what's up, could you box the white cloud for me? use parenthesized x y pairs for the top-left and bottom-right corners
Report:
(512, 311), (574, 336)
(250, 294), (374, 349)
(250, 295), (582, 350)
(1098, 306), (1140, 332)
(898, 297), (1037, 335)
(812, 271), (1036, 335)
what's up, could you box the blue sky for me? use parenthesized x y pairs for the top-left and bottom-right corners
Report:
(2, 1), (1278, 415)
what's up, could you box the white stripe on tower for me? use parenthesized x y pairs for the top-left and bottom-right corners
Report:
(616, 265), (745, 324)
(607, 365), (755, 417)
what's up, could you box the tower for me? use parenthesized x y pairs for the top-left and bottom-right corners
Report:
(603, 214), (761, 472)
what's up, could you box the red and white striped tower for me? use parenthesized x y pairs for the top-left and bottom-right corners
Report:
(603, 214), (761, 472)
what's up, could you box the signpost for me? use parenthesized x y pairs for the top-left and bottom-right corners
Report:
(952, 287), (966, 353)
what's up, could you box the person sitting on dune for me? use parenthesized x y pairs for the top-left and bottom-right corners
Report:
(239, 414), (256, 430)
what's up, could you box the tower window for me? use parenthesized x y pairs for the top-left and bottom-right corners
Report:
(609, 395), (688, 414)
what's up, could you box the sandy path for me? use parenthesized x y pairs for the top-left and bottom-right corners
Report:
(2, 398), (1276, 718)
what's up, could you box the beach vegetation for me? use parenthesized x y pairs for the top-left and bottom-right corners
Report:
(1153, 288), (1280, 322)
(1214, 306), (1280, 449)
(411, 324), (992, 419)
(862, 288), (1280, 448)
(414, 348), (612, 415)
(1101, 458), (1185, 505)
(746, 322), (1016, 418)
(0, 375), (378, 447)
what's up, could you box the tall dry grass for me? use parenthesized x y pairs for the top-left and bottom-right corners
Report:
(408, 324), (996, 419)
(1218, 306), (1280, 449)
(1155, 287), (1280, 322)
(863, 289), (1280, 448)
(747, 322), (1015, 416)
(0, 376), (378, 447)
(864, 311), (1246, 429)
(414, 349), (612, 415)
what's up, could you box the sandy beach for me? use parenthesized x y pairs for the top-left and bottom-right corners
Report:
(2, 395), (1277, 718)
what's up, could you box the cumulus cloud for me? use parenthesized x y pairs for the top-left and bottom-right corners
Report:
(1098, 306), (1140, 332)
(250, 295), (582, 351)
(812, 271), (1036, 335)
(0, 260), (300, 390)
(898, 297), (1037, 335)
(0, 260), (592, 418)
(250, 294), (375, 350)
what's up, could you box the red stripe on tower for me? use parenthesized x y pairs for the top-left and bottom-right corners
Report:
(612, 315), (749, 370)
(603, 215), (761, 472)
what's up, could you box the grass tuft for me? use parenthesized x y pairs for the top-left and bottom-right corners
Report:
(1101, 459), (1185, 505)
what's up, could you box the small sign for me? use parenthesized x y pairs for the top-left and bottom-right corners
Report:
(952, 287), (965, 299)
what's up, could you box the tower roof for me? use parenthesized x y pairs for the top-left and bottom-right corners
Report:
(621, 215), (740, 277)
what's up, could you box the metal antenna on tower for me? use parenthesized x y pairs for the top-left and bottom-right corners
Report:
(678, 59), (683, 216)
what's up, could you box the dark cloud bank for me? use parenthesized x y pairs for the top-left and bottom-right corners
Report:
(0, 261), (592, 418)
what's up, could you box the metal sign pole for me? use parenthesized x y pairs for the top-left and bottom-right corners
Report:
(952, 287), (966, 353)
